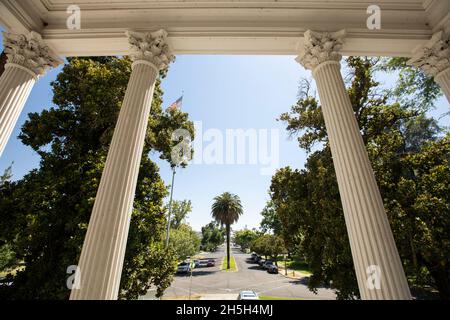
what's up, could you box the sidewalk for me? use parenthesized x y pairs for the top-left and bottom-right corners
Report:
(277, 266), (311, 280)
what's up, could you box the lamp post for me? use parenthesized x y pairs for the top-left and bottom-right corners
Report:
(284, 256), (287, 276)
(165, 165), (176, 248)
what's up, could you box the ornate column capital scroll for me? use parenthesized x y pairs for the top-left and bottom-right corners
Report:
(126, 29), (175, 71)
(3, 31), (63, 77)
(407, 31), (450, 78)
(295, 29), (346, 72)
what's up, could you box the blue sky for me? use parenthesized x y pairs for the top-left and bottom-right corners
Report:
(0, 31), (448, 232)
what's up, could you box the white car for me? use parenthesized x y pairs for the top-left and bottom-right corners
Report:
(238, 290), (259, 300)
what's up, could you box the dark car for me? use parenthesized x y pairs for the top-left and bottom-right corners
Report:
(198, 259), (208, 267)
(176, 262), (191, 274)
(207, 259), (215, 267)
(262, 261), (274, 270)
(258, 259), (266, 267)
(267, 264), (278, 274)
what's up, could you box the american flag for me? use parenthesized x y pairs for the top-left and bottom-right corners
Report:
(166, 96), (183, 111)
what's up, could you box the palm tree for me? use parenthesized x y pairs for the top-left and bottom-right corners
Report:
(211, 192), (243, 269)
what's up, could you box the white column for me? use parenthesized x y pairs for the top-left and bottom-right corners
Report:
(70, 30), (174, 300)
(0, 32), (61, 156)
(435, 68), (450, 101)
(408, 30), (450, 103)
(296, 30), (411, 300)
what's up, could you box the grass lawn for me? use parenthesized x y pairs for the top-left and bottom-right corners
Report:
(259, 296), (303, 300)
(280, 260), (313, 276)
(221, 255), (237, 272)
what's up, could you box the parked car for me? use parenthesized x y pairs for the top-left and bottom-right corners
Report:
(197, 259), (208, 267)
(267, 264), (278, 274)
(258, 259), (266, 267)
(254, 255), (262, 262)
(251, 252), (258, 260)
(193, 259), (201, 268)
(262, 261), (274, 270)
(207, 259), (215, 267)
(176, 262), (191, 274)
(238, 290), (259, 300)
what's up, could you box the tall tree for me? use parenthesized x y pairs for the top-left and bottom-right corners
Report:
(0, 57), (195, 299)
(0, 164), (16, 273)
(201, 221), (225, 252)
(169, 200), (192, 229)
(0, 164), (12, 184)
(259, 201), (282, 235)
(376, 57), (443, 111)
(250, 234), (285, 265)
(169, 224), (201, 261)
(211, 192), (243, 269)
(234, 229), (259, 251)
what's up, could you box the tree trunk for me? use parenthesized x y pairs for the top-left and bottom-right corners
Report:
(417, 253), (450, 299)
(0, 52), (7, 77)
(226, 224), (230, 269)
(426, 263), (450, 299)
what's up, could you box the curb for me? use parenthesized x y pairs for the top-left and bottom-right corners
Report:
(277, 267), (309, 280)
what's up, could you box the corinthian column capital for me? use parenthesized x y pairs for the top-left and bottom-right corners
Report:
(126, 29), (175, 71)
(295, 29), (346, 72)
(407, 31), (450, 78)
(3, 31), (63, 77)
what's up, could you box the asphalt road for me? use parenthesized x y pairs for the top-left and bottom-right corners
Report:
(161, 245), (336, 300)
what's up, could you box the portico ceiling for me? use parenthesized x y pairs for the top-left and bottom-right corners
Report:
(0, 0), (449, 56)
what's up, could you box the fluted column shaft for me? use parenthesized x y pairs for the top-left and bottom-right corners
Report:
(70, 61), (158, 300)
(70, 29), (173, 300)
(435, 67), (450, 102)
(0, 63), (36, 156)
(313, 61), (411, 299)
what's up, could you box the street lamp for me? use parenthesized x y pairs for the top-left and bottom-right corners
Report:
(165, 165), (176, 248)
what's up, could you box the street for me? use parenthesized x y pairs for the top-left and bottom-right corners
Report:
(157, 246), (336, 300)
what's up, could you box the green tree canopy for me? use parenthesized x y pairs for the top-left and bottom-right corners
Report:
(0, 164), (12, 184)
(259, 201), (282, 235)
(169, 224), (201, 261)
(376, 57), (443, 111)
(169, 200), (192, 229)
(234, 229), (259, 251)
(201, 221), (225, 252)
(250, 234), (285, 265)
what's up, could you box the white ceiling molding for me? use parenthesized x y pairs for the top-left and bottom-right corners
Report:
(0, 0), (448, 57)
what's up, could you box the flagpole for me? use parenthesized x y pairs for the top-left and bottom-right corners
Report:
(165, 165), (176, 248)
(164, 91), (184, 248)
